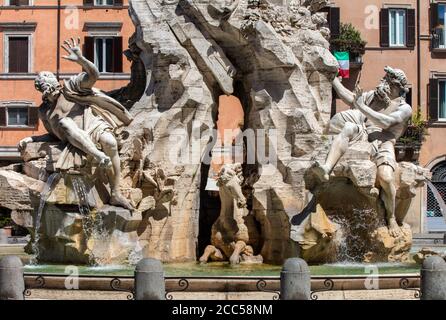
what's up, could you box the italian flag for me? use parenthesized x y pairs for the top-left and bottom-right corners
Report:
(334, 51), (350, 79)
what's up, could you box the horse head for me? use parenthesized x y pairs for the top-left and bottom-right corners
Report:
(217, 163), (246, 209)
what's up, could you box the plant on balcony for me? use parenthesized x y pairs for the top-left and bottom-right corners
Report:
(330, 23), (367, 62)
(397, 109), (428, 145)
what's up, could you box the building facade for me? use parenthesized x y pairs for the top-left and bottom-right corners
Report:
(0, 0), (133, 163)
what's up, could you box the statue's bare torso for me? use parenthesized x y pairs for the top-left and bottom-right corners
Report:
(39, 95), (85, 142)
(364, 93), (412, 145)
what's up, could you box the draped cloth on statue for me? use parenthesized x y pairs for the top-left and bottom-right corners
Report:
(55, 73), (133, 171)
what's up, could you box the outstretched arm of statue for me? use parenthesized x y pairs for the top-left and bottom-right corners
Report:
(353, 90), (412, 130)
(18, 134), (58, 152)
(61, 37), (100, 90)
(332, 77), (355, 107)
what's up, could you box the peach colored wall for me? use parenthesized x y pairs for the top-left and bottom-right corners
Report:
(418, 2), (446, 167)
(210, 95), (244, 175)
(0, 0), (133, 146)
(333, 0), (418, 111)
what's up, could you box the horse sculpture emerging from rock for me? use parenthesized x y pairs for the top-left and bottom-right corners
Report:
(199, 164), (263, 265)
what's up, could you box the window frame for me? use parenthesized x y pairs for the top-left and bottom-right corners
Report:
(3, 32), (33, 74)
(94, 0), (114, 6)
(388, 8), (407, 47)
(0, 101), (36, 128)
(4, 0), (33, 5)
(93, 36), (114, 73)
(438, 79), (446, 121)
(6, 106), (29, 127)
(433, 2), (446, 50)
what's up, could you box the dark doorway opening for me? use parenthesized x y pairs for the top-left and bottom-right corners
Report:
(197, 163), (221, 257)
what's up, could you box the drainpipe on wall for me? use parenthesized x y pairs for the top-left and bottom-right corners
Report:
(56, 0), (61, 80)
(417, 0), (421, 109)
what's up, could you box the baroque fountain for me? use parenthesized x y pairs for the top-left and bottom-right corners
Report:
(0, 0), (430, 269)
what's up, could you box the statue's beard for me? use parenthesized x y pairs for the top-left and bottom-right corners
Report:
(374, 81), (392, 107)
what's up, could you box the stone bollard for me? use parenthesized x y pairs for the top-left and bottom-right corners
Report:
(421, 256), (446, 300)
(0, 256), (25, 300)
(280, 258), (311, 300)
(134, 258), (166, 300)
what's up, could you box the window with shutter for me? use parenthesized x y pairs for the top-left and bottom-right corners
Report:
(388, 9), (406, 47)
(8, 37), (29, 73)
(320, 7), (340, 39)
(438, 80), (446, 120)
(380, 9), (390, 47)
(83, 0), (94, 6)
(88, 36), (123, 73)
(430, 78), (439, 122)
(328, 7), (340, 39)
(405, 87), (412, 107)
(6, 107), (29, 126)
(83, 36), (95, 63)
(94, 0), (114, 5)
(8, 0), (30, 5)
(432, 3), (446, 49)
(112, 37), (123, 73)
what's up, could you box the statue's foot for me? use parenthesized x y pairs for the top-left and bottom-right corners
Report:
(198, 256), (208, 265)
(110, 192), (133, 211)
(388, 218), (402, 238)
(312, 161), (330, 182)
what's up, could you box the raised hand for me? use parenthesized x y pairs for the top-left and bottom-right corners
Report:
(61, 37), (83, 62)
(353, 85), (364, 110)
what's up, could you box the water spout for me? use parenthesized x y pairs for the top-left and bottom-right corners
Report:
(31, 172), (61, 264)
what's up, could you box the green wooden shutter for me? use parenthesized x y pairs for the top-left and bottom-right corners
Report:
(84, 36), (95, 63)
(328, 7), (340, 39)
(406, 9), (416, 48)
(431, 3), (440, 49)
(380, 9), (390, 47)
(429, 78), (439, 122)
(0, 107), (6, 127)
(112, 37), (123, 73)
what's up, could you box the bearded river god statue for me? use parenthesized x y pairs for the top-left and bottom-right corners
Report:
(0, 0), (430, 265)
(313, 67), (413, 237)
(19, 38), (134, 210)
(298, 67), (430, 263)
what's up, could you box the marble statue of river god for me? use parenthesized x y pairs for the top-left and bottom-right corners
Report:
(311, 67), (412, 238)
(18, 38), (134, 210)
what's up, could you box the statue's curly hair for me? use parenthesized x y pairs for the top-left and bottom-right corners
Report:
(384, 66), (409, 94)
(34, 71), (62, 99)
